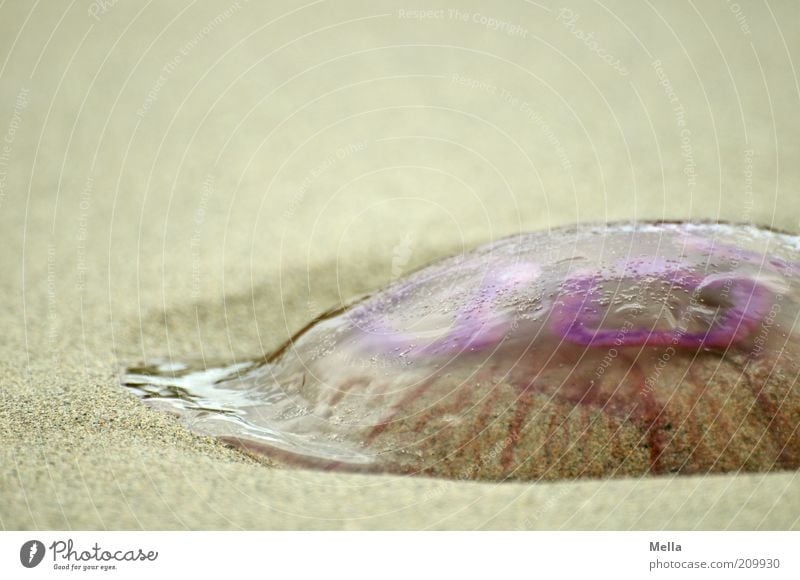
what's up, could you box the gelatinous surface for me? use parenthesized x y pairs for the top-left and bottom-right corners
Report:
(123, 222), (800, 481)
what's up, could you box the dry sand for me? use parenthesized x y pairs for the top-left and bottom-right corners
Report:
(1, 0), (799, 529)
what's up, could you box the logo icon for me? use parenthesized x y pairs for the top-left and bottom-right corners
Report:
(20, 540), (45, 568)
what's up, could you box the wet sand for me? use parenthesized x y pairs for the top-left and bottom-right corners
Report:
(1, 1), (799, 529)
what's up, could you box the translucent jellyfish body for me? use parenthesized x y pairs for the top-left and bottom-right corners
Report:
(124, 222), (800, 481)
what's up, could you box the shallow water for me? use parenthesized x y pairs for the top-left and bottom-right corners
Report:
(122, 222), (800, 481)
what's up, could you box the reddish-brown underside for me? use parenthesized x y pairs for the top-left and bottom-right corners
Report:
(226, 335), (800, 482)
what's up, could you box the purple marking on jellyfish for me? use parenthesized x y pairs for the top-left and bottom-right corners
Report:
(551, 274), (774, 348)
(366, 261), (541, 357)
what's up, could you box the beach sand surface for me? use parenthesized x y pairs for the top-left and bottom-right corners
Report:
(1, 0), (799, 529)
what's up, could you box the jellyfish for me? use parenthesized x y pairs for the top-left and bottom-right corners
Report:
(123, 222), (800, 481)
